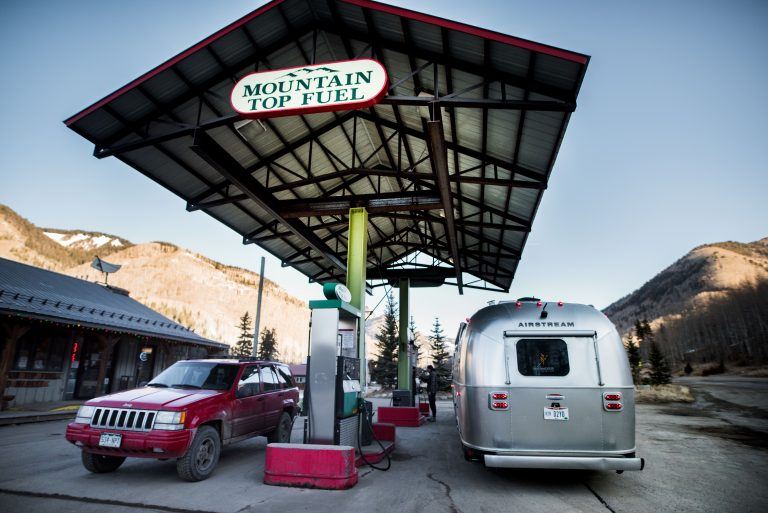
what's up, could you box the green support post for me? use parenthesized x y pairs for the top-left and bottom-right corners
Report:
(346, 207), (368, 387)
(398, 277), (411, 394)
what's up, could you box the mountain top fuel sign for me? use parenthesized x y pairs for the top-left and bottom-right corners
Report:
(230, 59), (388, 119)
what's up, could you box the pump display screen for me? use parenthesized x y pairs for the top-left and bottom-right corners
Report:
(338, 356), (360, 380)
(516, 339), (570, 377)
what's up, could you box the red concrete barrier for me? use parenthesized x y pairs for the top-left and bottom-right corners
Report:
(264, 443), (358, 490)
(372, 422), (396, 442)
(355, 423), (396, 467)
(377, 406), (426, 427)
(418, 402), (430, 415)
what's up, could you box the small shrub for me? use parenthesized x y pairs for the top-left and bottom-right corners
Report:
(700, 362), (726, 376)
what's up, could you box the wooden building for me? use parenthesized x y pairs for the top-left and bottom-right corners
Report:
(0, 258), (227, 409)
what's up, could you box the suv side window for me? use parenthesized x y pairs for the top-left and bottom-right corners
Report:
(276, 365), (293, 388)
(237, 365), (261, 397)
(261, 366), (279, 392)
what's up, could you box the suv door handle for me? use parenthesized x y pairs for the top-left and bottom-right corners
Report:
(257, 397), (265, 402)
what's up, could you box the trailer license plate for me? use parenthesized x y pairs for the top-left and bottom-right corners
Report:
(99, 433), (122, 448)
(544, 407), (569, 421)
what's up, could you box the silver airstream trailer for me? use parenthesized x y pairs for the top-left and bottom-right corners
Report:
(453, 298), (644, 472)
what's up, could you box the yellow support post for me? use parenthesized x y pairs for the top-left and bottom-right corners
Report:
(345, 207), (368, 386)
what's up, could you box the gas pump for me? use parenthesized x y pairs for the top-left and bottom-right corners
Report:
(305, 283), (363, 446)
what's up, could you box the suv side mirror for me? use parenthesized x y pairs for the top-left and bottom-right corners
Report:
(139, 381), (148, 387)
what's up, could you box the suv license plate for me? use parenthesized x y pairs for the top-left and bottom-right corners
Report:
(544, 407), (569, 421)
(99, 433), (122, 448)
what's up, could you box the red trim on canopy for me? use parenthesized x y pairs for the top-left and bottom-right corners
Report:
(64, 0), (587, 127)
(343, 0), (588, 65)
(64, 0), (286, 126)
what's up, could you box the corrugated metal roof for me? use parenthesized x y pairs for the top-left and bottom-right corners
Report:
(0, 258), (225, 348)
(65, 0), (589, 293)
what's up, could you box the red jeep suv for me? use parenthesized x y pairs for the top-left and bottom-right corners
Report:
(65, 359), (299, 481)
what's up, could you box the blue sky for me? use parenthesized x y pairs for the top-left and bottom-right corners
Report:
(1, 0), (766, 338)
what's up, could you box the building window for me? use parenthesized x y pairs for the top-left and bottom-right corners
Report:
(14, 329), (67, 372)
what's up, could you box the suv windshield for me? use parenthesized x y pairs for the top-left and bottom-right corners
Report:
(148, 362), (239, 391)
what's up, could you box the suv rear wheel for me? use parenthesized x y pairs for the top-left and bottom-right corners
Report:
(267, 411), (293, 443)
(176, 425), (221, 481)
(81, 451), (125, 473)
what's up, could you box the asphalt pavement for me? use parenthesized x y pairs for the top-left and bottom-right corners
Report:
(1, 385), (767, 513)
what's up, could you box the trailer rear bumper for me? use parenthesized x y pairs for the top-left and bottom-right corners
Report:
(484, 454), (644, 471)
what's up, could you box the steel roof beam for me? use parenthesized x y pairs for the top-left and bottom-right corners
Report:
(354, 110), (545, 183)
(368, 266), (457, 281)
(316, 22), (576, 103)
(426, 117), (463, 294)
(186, 193), (248, 212)
(381, 96), (575, 112)
(191, 130), (346, 273)
(277, 191), (442, 219)
(458, 194), (531, 228)
(456, 219), (529, 231)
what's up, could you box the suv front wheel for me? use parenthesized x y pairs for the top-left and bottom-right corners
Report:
(177, 426), (221, 481)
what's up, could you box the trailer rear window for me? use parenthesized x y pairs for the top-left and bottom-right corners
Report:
(516, 339), (570, 377)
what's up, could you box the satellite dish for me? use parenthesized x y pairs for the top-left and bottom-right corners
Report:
(91, 256), (121, 285)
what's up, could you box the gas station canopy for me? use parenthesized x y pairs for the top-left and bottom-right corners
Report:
(65, 0), (589, 293)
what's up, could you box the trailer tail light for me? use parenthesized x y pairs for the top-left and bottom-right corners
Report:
(489, 392), (510, 410)
(603, 392), (624, 411)
(515, 301), (522, 308)
(536, 301), (543, 307)
(557, 301), (564, 307)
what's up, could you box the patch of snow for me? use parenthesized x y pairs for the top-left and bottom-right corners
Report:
(44, 232), (89, 247)
(44, 231), (120, 249)
(90, 235), (113, 248)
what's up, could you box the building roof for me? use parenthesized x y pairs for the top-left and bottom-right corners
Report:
(65, 0), (589, 293)
(289, 363), (307, 376)
(0, 258), (225, 349)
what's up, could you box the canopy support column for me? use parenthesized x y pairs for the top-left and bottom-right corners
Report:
(398, 278), (411, 394)
(346, 207), (368, 387)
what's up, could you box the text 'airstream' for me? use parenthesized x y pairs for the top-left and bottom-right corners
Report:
(453, 299), (644, 472)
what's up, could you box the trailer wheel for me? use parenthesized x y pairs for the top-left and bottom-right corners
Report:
(81, 451), (125, 473)
(176, 426), (221, 481)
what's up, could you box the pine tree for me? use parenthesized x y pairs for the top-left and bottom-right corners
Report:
(409, 316), (421, 367)
(371, 292), (399, 388)
(429, 317), (451, 391)
(634, 319), (645, 359)
(648, 341), (672, 385)
(257, 328), (279, 361)
(625, 332), (642, 385)
(232, 312), (253, 358)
